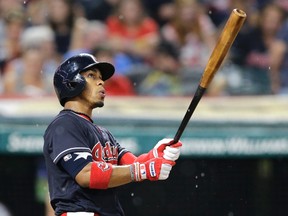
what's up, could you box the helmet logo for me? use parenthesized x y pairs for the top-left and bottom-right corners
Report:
(56, 69), (70, 84)
(73, 73), (84, 82)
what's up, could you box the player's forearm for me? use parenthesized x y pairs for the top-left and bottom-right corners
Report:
(108, 165), (132, 188)
(76, 162), (132, 189)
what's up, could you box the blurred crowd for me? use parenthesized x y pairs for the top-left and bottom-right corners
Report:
(0, 0), (287, 97)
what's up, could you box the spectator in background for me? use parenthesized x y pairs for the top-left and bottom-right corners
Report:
(142, 0), (176, 26)
(0, 1), (30, 93)
(222, 2), (286, 95)
(0, 9), (26, 74)
(137, 40), (183, 96)
(25, 0), (48, 26)
(0, 0), (22, 13)
(225, 0), (260, 28)
(20, 25), (60, 71)
(80, 0), (120, 21)
(160, 0), (216, 76)
(64, 19), (108, 59)
(269, 2), (288, 94)
(203, 0), (231, 27)
(3, 48), (48, 96)
(159, 0), (217, 96)
(2, 25), (58, 96)
(276, 0), (288, 12)
(0, 0), (23, 43)
(46, 0), (85, 56)
(92, 45), (136, 96)
(106, 0), (160, 75)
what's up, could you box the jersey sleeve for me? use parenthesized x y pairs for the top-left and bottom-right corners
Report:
(45, 116), (92, 164)
(59, 152), (93, 179)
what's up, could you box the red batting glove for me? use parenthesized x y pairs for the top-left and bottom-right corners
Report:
(130, 157), (175, 182)
(163, 140), (182, 161)
(135, 138), (182, 163)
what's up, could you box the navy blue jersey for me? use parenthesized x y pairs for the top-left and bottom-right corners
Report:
(43, 110), (130, 216)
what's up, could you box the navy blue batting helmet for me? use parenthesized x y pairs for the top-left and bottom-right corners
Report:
(54, 53), (115, 106)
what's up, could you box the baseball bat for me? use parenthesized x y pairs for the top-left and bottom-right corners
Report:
(172, 9), (247, 143)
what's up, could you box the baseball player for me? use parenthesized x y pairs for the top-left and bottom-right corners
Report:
(43, 53), (182, 216)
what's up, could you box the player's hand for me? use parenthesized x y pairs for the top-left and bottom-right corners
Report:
(131, 157), (175, 182)
(153, 138), (182, 161)
(135, 138), (182, 163)
(163, 140), (182, 161)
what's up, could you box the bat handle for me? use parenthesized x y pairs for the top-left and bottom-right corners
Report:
(171, 86), (206, 144)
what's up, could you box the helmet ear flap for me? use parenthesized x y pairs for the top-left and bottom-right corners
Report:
(65, 73), (86, 90)
(54, 71), (86, 106)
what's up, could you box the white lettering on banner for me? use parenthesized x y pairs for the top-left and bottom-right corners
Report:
(7, 133), (43, 153)
(4, 133), (288, 156)
(181, 137), (288, 156)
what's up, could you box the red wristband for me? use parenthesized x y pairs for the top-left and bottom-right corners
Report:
(89, 162), (113, 189)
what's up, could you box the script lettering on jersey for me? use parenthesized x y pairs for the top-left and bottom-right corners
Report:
(91, 141), (118, 164)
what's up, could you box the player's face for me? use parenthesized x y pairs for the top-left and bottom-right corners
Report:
(80, 69), (106, 108)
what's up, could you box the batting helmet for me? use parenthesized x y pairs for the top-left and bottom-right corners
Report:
(54, 53), (115, 106)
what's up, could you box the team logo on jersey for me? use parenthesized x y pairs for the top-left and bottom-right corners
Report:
(91, 141), (118, 164)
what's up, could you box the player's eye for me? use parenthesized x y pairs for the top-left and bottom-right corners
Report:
(87, 73), (96, 79)
(83, 70), (103, 81)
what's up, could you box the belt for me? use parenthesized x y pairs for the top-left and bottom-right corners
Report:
(61, 213), (100, 216)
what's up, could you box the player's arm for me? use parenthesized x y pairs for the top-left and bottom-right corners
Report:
(76, 157), (175, 189)
(76, 163), (132, 188)
(59, 152), (175, 189)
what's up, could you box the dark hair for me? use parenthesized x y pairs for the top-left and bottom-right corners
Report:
(156, 40), (180, 60)
(48, 0), (75, 30)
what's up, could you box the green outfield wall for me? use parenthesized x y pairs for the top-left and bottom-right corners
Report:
(1, 96), (288, 157)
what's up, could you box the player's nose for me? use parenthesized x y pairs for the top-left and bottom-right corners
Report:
(97, 79), (104, 86)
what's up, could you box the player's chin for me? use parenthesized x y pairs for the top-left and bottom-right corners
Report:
(94, 101), (104, 108)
